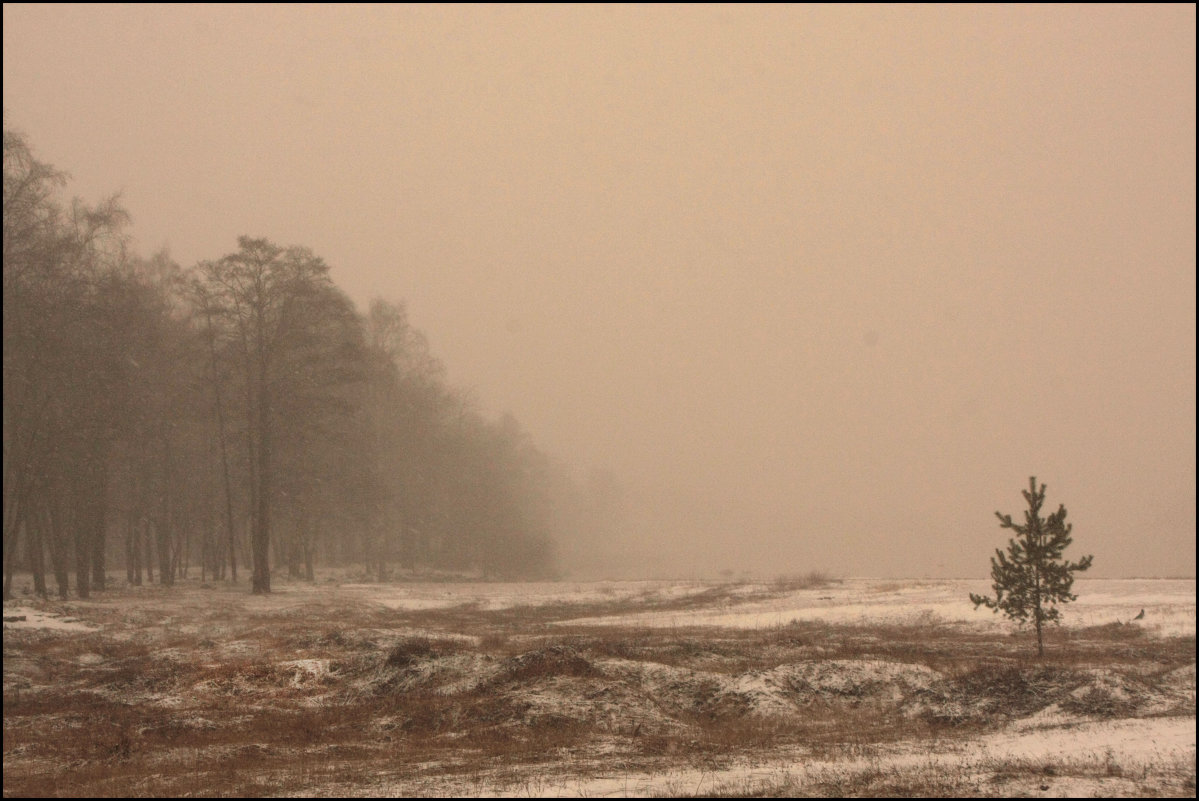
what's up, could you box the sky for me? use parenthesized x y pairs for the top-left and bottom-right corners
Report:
(4, 4), (1195, 579)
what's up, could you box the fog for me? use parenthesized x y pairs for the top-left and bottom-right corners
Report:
(4, 5), (1194, 579)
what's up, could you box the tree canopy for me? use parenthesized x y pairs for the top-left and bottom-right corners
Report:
(3, 127), (569, 597)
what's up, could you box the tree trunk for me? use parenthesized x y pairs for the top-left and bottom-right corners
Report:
(156, 517), (173, 586)
(29, 516), (46, 597)
(143, 518), (154, 584)
(49, 500), (69, 599)
(72, 484), (92, 600)
(125, 518), (138, 586)
(288, 543), (302, 578)
(214, 524), (226, 580)
(1033, 522), (1044, 657)
(158, 440), (175, 586)
(91, 526), (106, 592)
(251, 371), (272, 594)
(179, 520), (189, 580)
(1, 422), (40, 600)
(203, 302), (238, 584)
(73, 529), (91, 598)
(89, 463), (108, 591)
(286, 518), (303, 579)
(296, 514), (315, 581)
(2, 515), (21, 600)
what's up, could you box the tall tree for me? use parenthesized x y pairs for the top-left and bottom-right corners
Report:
(190, 271), (243, 582)
(194, 237), (362, 593)
(2, 128), (129, 598)
(360, 298), (450, 577)
(970, 476), (1094, 656)
(3, 128), (70, 597)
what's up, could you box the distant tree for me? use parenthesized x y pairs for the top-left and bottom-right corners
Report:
(360, 298), (447, 579)
(970, 477), (1094, 656)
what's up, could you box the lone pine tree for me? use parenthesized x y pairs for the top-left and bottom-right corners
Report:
(970, 477), (1093, 656)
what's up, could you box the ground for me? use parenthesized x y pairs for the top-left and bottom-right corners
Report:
(3, 573), (1195, 797)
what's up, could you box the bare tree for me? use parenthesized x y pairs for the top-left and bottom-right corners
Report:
(194, 237), (363, 593)
(3, 128), (129, 599)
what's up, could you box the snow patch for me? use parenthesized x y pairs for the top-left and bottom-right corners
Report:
(2, 606), (98, 632)
(553, 578), (1195, 636)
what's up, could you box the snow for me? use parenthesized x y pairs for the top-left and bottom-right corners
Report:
(343, 579), (713, 612)
(553, 578), (1197, 636)
(468, 716), (1197, 798)
(2, 606), (98, 632)
(3, 574), (1193, 797)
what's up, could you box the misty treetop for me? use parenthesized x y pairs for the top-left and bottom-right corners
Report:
(2, 127), (568, 598)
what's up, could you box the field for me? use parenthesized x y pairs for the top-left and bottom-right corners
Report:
(3, 574), (1195, 797)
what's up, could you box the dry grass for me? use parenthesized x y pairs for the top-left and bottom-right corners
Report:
(3, 576), (1194, 797)
(680, 750), (1198, 798)
(770, 570), (839, 593)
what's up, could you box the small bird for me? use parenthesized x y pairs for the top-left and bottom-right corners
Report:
(1133, 609), (1145, 621)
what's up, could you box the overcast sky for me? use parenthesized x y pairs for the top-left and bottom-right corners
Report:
(4, 4), (1194, 579)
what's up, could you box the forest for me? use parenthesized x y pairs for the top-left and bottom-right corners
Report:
(2, 127), (587, 598)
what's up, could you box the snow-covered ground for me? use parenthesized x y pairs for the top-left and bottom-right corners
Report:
(552, 577), (1196, 637)
(2, 607), (98, 632)
(5, 576), (1193, 636)
(468, 716), (1197, 798)
(4, 575), (1194, 797)
(340, 578), (715, 611)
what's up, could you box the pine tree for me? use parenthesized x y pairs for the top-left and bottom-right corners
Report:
(970, 477), (1093, 656)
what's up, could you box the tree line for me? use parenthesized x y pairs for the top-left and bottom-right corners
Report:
(2, 127), (567, 597)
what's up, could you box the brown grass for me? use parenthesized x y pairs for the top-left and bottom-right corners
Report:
(3, 577), (1194, 797)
